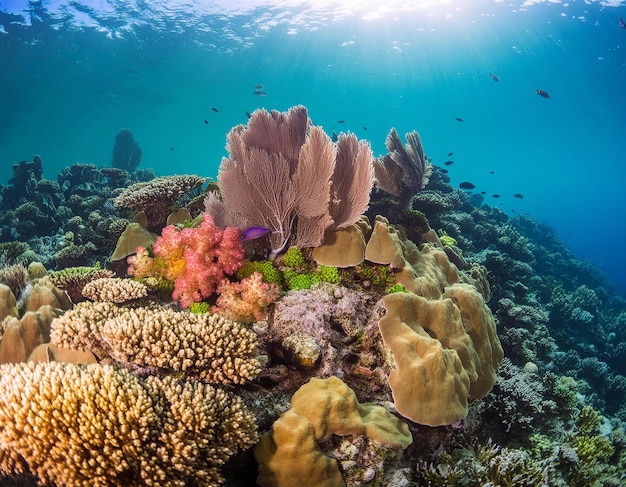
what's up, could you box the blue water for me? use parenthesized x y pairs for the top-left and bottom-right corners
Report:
(1, 0), (625, 294)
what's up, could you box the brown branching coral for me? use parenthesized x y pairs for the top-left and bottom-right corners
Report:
(50, 302), (263, 385)
(49, 266), (115, 304)
(211, 105), (374, 258)
(0, 361), (258, 487)
(114, 175), (207, 226)
(81, 277), (148, 303)
(0, 264), (29, 302)
(373, 128), (432, 209)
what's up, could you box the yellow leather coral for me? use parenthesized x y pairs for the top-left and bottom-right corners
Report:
(255, 376), (412, 487)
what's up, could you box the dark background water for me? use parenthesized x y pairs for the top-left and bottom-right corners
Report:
(1, 0), (625, 294)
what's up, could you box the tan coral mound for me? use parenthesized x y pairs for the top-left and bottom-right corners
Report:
(255, 376), (412, 487)
(379, 286), (503, 426)
(0, 362), (258, 487)
(50, 302), (263, 385)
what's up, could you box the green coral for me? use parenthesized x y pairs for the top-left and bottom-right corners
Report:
(287, 273), (319, 290)
(577, 406), (603, 435)
(189, 302), (211, 314)
(317, 265), (340, 284)
(239, 260), (283, 286)
(372, 265), (395, 289)
(439, 233), (457, 247)
(283, 246), (306, 270)
(386, 284), (408, 294)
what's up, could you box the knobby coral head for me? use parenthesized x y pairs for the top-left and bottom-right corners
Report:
(127, 214), (245, 308)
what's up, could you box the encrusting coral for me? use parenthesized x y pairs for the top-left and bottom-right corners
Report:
(50, 301), (263, 385)
(255, 376), (412, 487)
(0, 361), (257, 487)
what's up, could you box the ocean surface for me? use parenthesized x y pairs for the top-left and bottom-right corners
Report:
(1, 0), (625, 294)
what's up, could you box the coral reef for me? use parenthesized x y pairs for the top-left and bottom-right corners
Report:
(1, 105), (625, 486)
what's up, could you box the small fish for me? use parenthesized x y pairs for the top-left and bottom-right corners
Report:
(491, 194), (501, 198)
(254, 84), (264, 89)
(455, 117), (464, 122)
(204, 120), (208, 124)
(242, 226), (270, 241)
(253, 90), (267, 96)
(363, 126), (368, 130)
(536, 89), (550, 99)
(170, 146), (174, 151)
(513, 193), (524, 199)
(211, 107), (219, 112)
(459, 181), (476, 190)
(448, 152), (454, 156)
(337, 120), (346, 124)
(620, 15), (626, 30)
(489, 171), (495, 174)
(444, 160), (454, 166)
(246, 111), (252, 119)
(440, 169), (449, 174)
(480, 191), (486, 195)
(489, 73), (500, 82)
(331, 131), (338, 142)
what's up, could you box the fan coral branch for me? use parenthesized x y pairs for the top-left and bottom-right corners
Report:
(373, 128), (432, 209)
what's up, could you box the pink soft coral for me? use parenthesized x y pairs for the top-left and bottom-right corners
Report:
(213, 272), (281, 323)
(128, 214), (245, 308)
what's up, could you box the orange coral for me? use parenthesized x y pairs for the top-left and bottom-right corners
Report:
(213, 272), (281, 323)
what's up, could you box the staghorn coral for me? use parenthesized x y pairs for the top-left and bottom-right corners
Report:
(114, 175), (207, 226)
(127, 214), (245, 308)
(213, 272), (281, 324)
(81, 277), (148, 303)
(50, 302), (263, 385)
(0, 361), (257, 487)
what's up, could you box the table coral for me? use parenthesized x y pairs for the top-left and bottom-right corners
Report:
(0, 361), (257, 487)
(114, 174), (207, 226)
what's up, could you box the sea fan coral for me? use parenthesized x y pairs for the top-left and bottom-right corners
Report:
(128, 214), (245, 308)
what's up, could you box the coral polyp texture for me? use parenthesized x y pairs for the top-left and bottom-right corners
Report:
(0, 362), (257, 487)
(114, 174), (207, 226)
